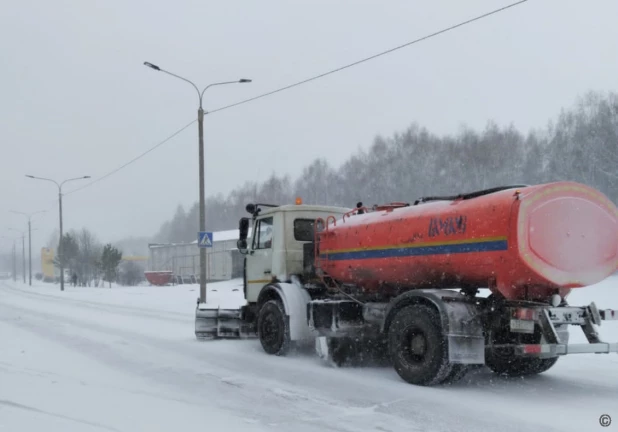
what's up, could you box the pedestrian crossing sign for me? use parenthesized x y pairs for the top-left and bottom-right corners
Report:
(197, 231), (213, 248)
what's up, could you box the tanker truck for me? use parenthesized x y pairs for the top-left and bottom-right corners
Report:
(195, 181), (618, 386)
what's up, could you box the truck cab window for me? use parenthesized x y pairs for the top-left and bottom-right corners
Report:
(253, 217), (273, 249)
(294, 219), (315, 241)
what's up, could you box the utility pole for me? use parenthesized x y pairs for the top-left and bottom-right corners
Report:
(21, 234), (25, 283)
(8, 228), (29, 284)
(9, 211), (44, 286)
(59, 188), (63, 287)
(28, 220), (32, 285)
(143, 61), (251, 304)
(1, 236), (18, 282)
(12, 242), (16, 282)
(198, 104), (206, 301)
(25, 175), (90, 291)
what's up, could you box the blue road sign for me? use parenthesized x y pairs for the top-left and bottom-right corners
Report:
(197, 231), (213, 248)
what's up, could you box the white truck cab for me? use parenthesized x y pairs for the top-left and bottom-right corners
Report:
(237, 202), (350, 303)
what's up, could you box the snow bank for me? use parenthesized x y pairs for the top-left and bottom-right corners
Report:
(9, 278), (247, 314)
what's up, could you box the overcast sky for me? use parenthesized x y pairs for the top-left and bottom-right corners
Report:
(1, 0), (617, 256)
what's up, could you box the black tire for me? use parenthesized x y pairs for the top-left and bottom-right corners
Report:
(327, 337), (355, 366)
(484, 293), (560, 377)
(441, 364), (469, 384)
(366, 336), (391, 366)
(257, 299), (291, 356)
(388, 304), (454, 386)
(486, 355), (559, 377)
(325, 336), (390, 367)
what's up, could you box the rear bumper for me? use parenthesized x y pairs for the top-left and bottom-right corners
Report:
(496, 302), (618, 359)
(495, 342), (618, 358)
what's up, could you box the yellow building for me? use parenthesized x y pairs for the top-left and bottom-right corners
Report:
(41, 247), (55, 282)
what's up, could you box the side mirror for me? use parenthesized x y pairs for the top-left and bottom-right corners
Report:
(237, 239), (248, 254)
(239, 217), (250, 240)
(238, 218), (250, 255)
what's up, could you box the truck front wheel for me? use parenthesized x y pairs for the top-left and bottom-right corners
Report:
(388, 304), (454, 386)
(258, 299), (291, 356)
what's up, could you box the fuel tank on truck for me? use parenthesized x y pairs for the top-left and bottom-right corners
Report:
(315, 181), (618, 302)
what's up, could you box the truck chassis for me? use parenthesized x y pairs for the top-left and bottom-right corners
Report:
(196, 276), (618, 386)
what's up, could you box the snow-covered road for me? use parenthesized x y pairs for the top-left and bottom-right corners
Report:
(1, 278), (617, 432)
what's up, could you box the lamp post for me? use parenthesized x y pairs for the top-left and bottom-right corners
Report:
(8, 228), (27, 283)
(25, 175), (90, 291)
(143, 61), (251, 305)
(1, 236), (18, 282)
(10, 210), (46, 286)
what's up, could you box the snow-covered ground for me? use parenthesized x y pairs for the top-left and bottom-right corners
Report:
(1, 277), (617, 432)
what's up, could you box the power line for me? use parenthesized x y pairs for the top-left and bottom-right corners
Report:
(64, 0), (528, 196)
(64, 119), (196, 196)
(209, 0), (529, 115)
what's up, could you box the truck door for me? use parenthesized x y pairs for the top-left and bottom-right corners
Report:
(246, 216), (274, 303)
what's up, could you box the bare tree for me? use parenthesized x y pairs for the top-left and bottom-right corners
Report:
(151, 89), (618, 239)
(74, 228), (102, 286)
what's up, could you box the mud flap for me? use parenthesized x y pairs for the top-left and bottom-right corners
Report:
(314, 336), (348, 367)
(315, 336), (332, 364)
(444, 298), (485, 365)
(447, 334), (485, 364)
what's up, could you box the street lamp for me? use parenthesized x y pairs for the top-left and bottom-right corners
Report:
(8, 228), (27, 283)
(143, 61), (251, 305)
(25, 175), (90, 291)
(10, 210), (46, 286)
(1, 235), (18, 282)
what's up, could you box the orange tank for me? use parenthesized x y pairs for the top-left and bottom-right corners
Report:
(315, 181), (618, 301)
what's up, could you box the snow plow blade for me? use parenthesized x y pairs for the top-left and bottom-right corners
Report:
(194, 304), (257, 339)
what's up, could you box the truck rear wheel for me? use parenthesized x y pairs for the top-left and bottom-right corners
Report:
(486, 355), (558, 377)
(388, 304), (454, 386)
(258, 299), (291, 356)
(484, 295), (560, 377)
(441, 364), (469, 384)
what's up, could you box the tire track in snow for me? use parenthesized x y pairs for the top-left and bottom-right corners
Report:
(0, 399), (122, 432)
(0, 292), (490, 431)
(0, 301), (418, 432)
(0, 288), (571, 432)
(0, 305), (282, 429)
